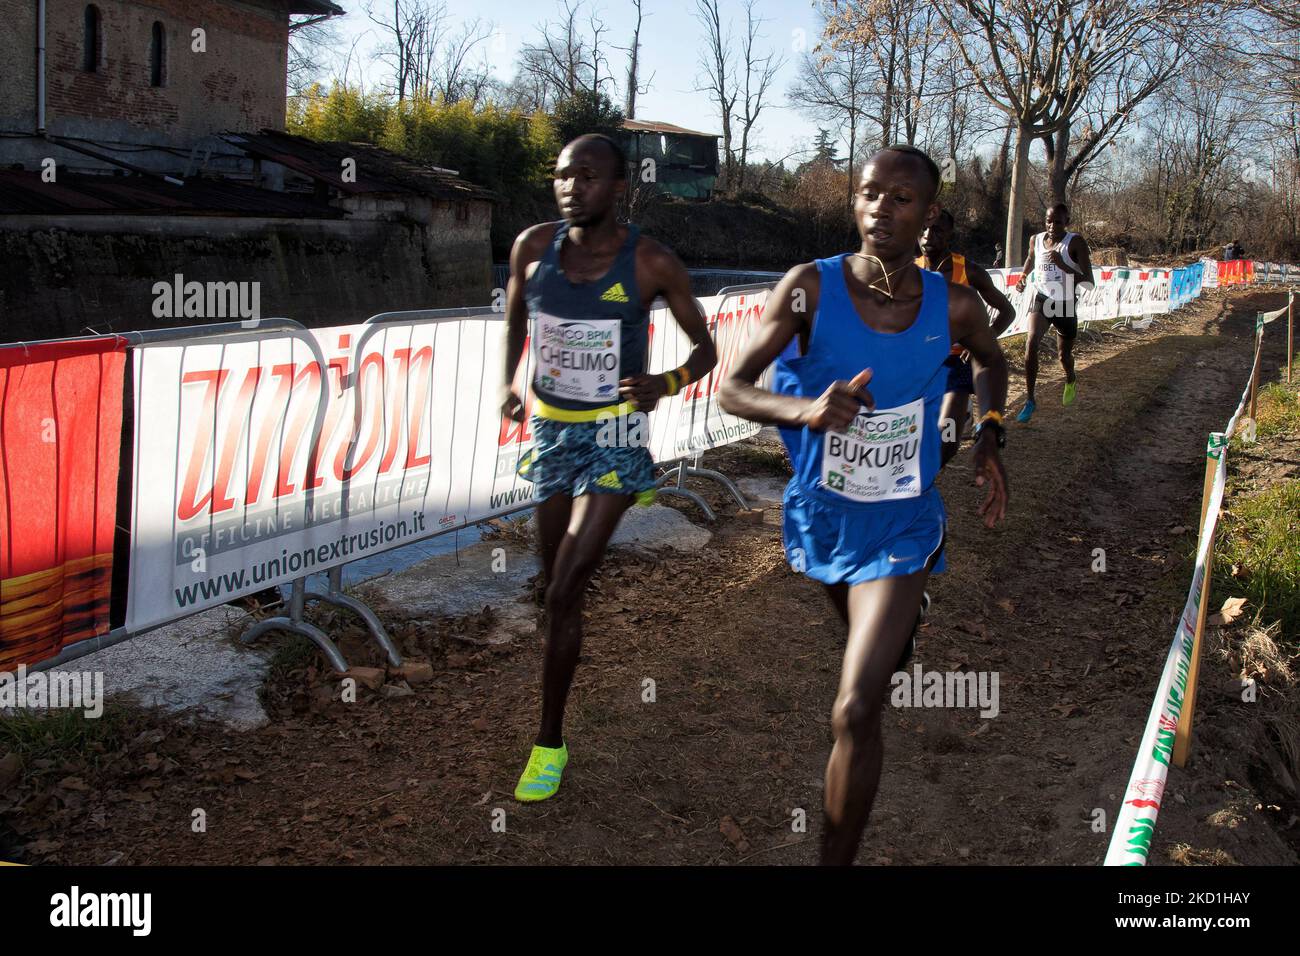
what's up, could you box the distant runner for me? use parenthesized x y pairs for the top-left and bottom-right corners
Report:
(916, 210), (1017, 466)
(1013, 202), (1093, 422)
(502, 134), (717, 802)
(720, 145), (1009, 865)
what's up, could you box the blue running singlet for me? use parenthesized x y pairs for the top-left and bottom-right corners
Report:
(773, 255), (951, 585)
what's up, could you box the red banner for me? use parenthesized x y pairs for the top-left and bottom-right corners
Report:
(1216, 260), (1255, 286)
(0, 337), (126, 669)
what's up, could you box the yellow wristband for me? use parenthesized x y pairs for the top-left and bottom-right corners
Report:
(663, 370), (679, 396)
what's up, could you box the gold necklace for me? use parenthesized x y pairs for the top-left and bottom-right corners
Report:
(850, 254), (914, 300)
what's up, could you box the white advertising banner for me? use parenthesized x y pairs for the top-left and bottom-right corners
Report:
(126, 291), (773, 630)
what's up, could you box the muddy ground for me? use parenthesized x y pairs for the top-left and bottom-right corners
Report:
(2, 287), (1297, 866)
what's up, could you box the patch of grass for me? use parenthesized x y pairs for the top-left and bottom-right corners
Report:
(1254, 381), (1300, 440)
(1215, 478), (1300, 641)
(264, 634), (318, 682)
(0, 706), (131, 764)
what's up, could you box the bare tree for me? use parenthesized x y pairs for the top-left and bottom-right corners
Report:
(1141, 63), (1251, 252)
(620, 0), (654, 119)
(366, 0), (444, 102)
(436, 18), (496, 105)
(787, 5), (872, 207)
(908, 0), (1210, 265)
(1039, 13), (1195, 207)
(504, 48), (558, 112)
(733, 0), (785, 193)
(288, 13), (343, 97)
(825, 0), (944, 150)
(518, 0), (616, 106)
(695, 0), (737, 192)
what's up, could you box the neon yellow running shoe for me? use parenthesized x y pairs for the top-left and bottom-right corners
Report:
(1063, 381), (1077, 406)
(514, 743), (568, 802)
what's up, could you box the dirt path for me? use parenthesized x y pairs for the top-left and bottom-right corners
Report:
(3, 287), (1296, 866)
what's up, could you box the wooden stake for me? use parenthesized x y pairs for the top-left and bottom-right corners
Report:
(1248, 321), (1262, 424)
(1288, 290), (1294, 385)
(1175, 433), (1225, 768)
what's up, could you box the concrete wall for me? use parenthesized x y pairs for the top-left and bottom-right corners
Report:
(0, 0), (290, 172)
(0, 208), (494, 342)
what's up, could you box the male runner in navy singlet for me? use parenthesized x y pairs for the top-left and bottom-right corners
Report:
(502, 134), (717, 802)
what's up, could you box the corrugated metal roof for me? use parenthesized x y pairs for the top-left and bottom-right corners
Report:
(0, 169), (344, 218)
(622, 119), (719, 139)
(225, 129), (497, 203)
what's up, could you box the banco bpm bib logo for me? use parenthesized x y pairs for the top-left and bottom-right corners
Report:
(544, 321), (615, 354)
(850, 408), (918, 443)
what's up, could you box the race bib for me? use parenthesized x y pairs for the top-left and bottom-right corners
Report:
(820, 399), (924, 502)
(1036, 242), (1068, 297)
(533, 313), (621, 403)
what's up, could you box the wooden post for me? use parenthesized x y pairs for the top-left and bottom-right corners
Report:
(1174, 432), (1226, 768)
(1288, 290), (1294, 385)
(1249, 317), (1263, 424)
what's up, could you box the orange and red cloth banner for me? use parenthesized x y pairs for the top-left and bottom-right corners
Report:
(0, 337), (126, 670)
(1216, 260), (1255, 285)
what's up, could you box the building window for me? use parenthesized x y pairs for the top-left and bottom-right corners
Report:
(150, 21), (166, 87)
(83, 5), (101, 73)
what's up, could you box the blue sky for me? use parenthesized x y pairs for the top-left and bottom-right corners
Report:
(326, 0), (827, 164)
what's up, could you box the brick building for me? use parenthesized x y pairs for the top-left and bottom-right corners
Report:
(0, 1), (499, 339)
(1, 0), (343, 174)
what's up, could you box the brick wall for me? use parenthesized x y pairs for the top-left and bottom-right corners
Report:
(0, 0), (290, 144)
(0, 1), (38, 130)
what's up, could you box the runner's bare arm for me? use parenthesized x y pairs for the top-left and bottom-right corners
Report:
(950, 283), (1009, 527)
(1071, 235), (1095, 287)
(502, 223), (556, 421)
(719, 264), (873, 431)
(1014, 242), (1035, 292)
(967, 262), (1017, 337)
(619, 239), (717, 411)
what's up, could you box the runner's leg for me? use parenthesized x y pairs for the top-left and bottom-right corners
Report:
(536, 492), (634, 748)
(821, 569), (930, 865)
(939, 388), (972, 468)
(1024, 310), (1048, 404)
(536, 492), (574, 589)
(1059, 329), (1076, 384)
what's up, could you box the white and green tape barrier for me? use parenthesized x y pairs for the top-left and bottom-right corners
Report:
(1103, 328), (1263, 865)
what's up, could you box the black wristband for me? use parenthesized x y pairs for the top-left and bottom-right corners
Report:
(975, 418), (1006, 449)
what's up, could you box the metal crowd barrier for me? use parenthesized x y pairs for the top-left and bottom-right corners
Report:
(17, 319), (390, 676)
(14, 262), (1296, 678)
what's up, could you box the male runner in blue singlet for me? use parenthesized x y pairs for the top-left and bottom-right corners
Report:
(720, 146), (1010, 865)
(502, 134), (717, 802)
